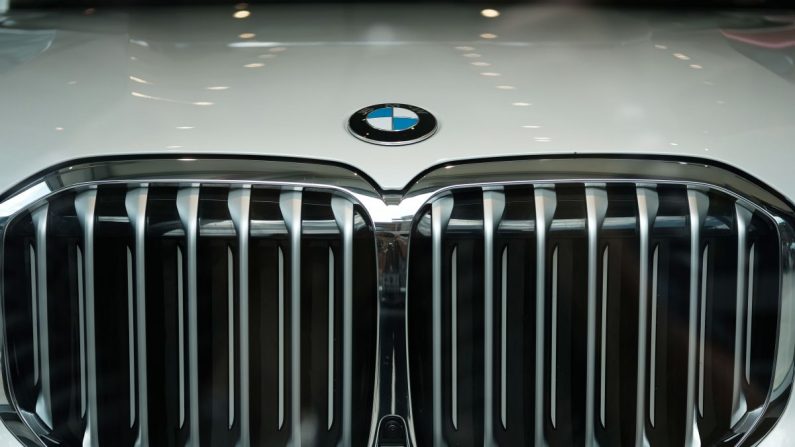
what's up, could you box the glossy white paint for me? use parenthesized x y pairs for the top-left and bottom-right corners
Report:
(0, 5), (794, 198)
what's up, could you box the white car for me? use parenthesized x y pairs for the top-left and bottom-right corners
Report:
(0, 1), (794, 446)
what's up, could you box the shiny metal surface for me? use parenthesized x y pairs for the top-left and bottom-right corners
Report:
(125, 186), (149, 447)
(635, 184), (659, 446)
(176, 186), (200, 447)
(228, 186), (251, 447)
(685, 187), (708, 447)
(279, 189), (303, 447)
(534, 184), (557, 443)
(584, 184), (607, 447)
(430, 196), (453, 447)
(75, 189), (98, 447)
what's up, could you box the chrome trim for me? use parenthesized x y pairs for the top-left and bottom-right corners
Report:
(75, 189), (98, 447)
(732, 203), (753, 428)
(584, 184), (607, 447)
(685, 186), (709, 447)
(229, 185), (252, 447)
(279, 189), (303, 447)
(534, 184), (556, 443)
(636, 184), (659, 444)
(482, 187), (505, 446)
(30, 204), (51, 430)
(125, 186), (149, 447)
(176, 186), (201, 446)
(430, 196), (453, 446)
(331, 196), (355, 447)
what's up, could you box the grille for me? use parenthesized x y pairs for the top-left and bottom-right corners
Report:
(2, 157), (795, 447)
(1, 183), (378, 446)
(407, 182), (788, 446)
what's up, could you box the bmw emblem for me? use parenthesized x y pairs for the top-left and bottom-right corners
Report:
(348, 103), (438, 146)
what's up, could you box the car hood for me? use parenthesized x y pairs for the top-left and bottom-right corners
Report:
(1, 4), (795, 195)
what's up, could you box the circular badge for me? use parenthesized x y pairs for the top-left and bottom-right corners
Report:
(348, 103), (437, 146)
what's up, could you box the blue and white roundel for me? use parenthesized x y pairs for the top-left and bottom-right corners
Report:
(366, 107), (420, 132)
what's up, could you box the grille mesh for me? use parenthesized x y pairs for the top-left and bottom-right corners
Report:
(2, 183), (378, 446)
(407, 182), (782, 446)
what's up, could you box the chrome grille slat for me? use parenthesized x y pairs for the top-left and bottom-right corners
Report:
(636, 184), (659, 446)
(279, 189), (303, 447)
(534, 184), (557, 444)
(331, 196), (355, 446)
(125, 186), (149, 447)
(30, 204), (52, 430)
(75, 189), (99, 447)
(731, 202), (753, 428)
(430, 196), (453, 446)
(685, 187), (708, 447)
(176, 186), (201, 446)
(482, 188), (505, 446)
(228, 185), (251, 447)
(584, 184), (607, 446)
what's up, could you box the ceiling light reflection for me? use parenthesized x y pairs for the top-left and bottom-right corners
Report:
(244, 62), (265, 68)
(206, 86), (230, 90)
(481, 72), (501, 77)
(481, 9), (500, 18)
(233, 10), (250, 19)
(512, 102), (531, 106)
(480, 33), (498, 39)
(239, 32), (256, 39)
(496, 85), (515, 90)
(129, 75), (150, 84)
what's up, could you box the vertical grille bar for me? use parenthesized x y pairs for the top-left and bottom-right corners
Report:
(731, 203), (753, 426)
(176, 186), (201, 446)
(279, 189), (303, 446)
(482, 188), (505, 445)
(75, 189), (99, 447)
(125, 186), (149, 447)
(584, 184), (608, 445)
(635, 184), (658, 445)
(31, 204), (53, 429)
(534, 184), (557, 444)
(685, 187), (709, 447)
(331, 196), (354, 446)
(229, 186), (252, 447)
(431, 197), (453, 446)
